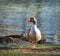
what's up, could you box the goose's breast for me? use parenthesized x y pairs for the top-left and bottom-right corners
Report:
(35, 28), (41, 41)
(29, 28), (36, 38)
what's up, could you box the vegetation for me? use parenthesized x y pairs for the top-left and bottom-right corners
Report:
(0, 53), (60, 56)
(0, 44), (60, 56)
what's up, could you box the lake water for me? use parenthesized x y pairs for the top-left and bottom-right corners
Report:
(0, 1), (60, 38)
(0, 3), (40, 36)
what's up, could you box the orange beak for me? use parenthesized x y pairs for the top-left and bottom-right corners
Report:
(26, 19), (32, 22)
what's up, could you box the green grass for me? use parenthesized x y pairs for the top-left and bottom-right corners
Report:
(0, 43), (60, 56)
(5, 43), (60, 49)
(36, 44), (60, 49)
(10, 43), (60, 49)
(0, 53), (60, 56)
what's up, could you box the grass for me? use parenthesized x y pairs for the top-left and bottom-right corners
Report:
(8, 43), (60, 49)
(0, 53), (60, 56)
(37, 44), (60, 49)
(0, 43), (60, 56)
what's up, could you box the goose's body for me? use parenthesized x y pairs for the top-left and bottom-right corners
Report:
(24, 17), (41, 47)
(29, 24), (41, 43)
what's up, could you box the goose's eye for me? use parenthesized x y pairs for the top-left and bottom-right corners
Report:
(30, 17), (34, 21)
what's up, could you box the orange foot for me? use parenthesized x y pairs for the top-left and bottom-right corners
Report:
(32, 44), (36, 48)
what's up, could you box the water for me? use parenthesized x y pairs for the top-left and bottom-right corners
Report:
(0, 1), (60, 38)
(0, 3), (39, 36)
(0, 16), (28, 36)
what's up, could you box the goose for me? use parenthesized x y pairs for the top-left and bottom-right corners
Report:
(24, 17), (41, 48)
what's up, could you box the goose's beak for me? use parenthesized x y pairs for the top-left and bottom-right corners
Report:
(26, 19), (32, 22)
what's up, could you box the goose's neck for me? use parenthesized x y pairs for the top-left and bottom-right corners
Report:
(32, 24), (37, 28)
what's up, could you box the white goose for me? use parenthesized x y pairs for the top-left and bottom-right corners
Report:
(25, 17), (41, 47)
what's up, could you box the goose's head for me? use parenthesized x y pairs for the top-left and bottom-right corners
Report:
(27, 17), (37, 24)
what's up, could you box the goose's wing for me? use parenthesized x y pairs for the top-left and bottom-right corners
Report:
(23, 28), (31, 38)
